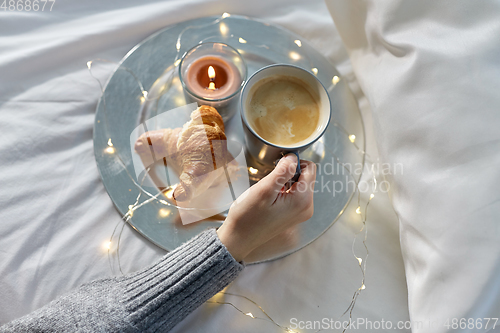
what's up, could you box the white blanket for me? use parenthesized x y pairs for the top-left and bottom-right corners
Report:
(326, 0), (500, 332)
(0, 0), (410, 331)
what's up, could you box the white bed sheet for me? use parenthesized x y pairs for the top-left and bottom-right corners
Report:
(0, 0), (410, 331)
(326, 1), (500, 332)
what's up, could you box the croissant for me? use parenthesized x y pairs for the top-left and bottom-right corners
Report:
(134, 105), (234, 202)
(134, 127), (183, 175)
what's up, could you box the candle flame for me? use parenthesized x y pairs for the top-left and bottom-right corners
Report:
(208, 66), (216, 80)
(208, 66), (216, 90)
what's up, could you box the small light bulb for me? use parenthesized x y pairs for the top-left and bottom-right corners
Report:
(294, 39), (302, 47)
(220, 22), (228, 35)
(245, 312), (255, 319)
(289, 51), (301, 60)
(356, 206), (361, 214)
(176, 40), (181, 50)
(174, 59), (181, 67)
(248, 167), (258, 175)
(142, 91), (148, 98)
(105, 147), (115, 154)
(107, 138), (113, 147)
(238, 37), (247, 44)
(370, 193), (375, 199)
(222, 12), (231, 18)
(311, 68), (318, 75)
(103, 241), (111, 250)
(332, 75), (340, 85)
(357, 257), (363, 265)
(361, 284), (366, 290)
(349, 134), (356, 143)
(86, 61), (92, 69)
(159, 208), (171, 217)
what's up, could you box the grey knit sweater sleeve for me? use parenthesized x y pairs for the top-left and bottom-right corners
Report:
(0, 228), (244, 333)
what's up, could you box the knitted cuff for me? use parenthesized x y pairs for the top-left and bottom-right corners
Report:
(120, 228), (244, 332)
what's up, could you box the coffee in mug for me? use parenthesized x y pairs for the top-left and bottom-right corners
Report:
(240, 64), (331, 174)
(245, 75), (321, 147)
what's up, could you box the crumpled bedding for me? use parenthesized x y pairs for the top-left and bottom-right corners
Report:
(326, 0), (500, 332)
(0, 0), (410, 332)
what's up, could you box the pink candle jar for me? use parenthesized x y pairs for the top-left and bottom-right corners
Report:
(179, 42), (247, 121)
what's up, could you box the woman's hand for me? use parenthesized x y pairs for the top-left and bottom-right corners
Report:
(217, 154), (316, 262)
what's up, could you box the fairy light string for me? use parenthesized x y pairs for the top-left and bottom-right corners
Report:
(90, 12), (383, 333)
(206, 292), (300, 333)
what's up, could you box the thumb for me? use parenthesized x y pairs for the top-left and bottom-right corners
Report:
(260, 153), (298, 193)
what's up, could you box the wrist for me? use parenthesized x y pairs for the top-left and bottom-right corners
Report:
(217, 222), (253, 262)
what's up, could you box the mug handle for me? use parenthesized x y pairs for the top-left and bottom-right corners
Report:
(277, 151), (301, 190)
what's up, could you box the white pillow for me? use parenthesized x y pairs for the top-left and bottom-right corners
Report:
(325, 0), (500, 331)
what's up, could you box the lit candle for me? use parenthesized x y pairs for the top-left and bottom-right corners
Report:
(179, 43), (247, 121)
(184, 56), (241, 99)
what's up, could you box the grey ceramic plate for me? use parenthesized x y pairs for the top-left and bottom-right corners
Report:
(93, 15), (365, 264)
